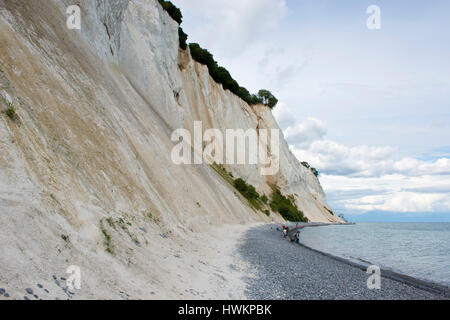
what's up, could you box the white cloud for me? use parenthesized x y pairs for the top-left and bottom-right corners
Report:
(272, 101), (295, 128)
(289, 127), (397, 176)
(343, 192), (450, 213)
(393, 157), (450, 176)
(284, 117), (327, 148)
(282, 117), (450, 214)
(320, 173), (450, 194)
(294, 141), (450, 178)
(285, 118), (450, 178)
(175, 0), (287, 57)
(321, 173), (450, 214)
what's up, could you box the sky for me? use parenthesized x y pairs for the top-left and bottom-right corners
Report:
(172, 0), (450, 222)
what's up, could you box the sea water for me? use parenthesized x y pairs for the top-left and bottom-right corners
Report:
(299, 222), (450, 287)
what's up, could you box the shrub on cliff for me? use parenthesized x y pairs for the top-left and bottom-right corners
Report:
(245, 184), (260, 200)
(158, 0), (182, 24)
(301, 161), (311, 169)
(234, 178), (260, 200)
(270, 189), (308, 222)
(5, 106), (17, 120)
(301, 161), (319, 177)
(233, 178), (248, 194)
(233, 178), (263, 211)
(261, 195), (268, 204)
(178, 27), (188, 50)
(257, 90), (278, 109)
(3, 100), (18, 121)
(189, 43), (216, 68)
(212, 67), (240, 93)
(248, 94), (264, 105)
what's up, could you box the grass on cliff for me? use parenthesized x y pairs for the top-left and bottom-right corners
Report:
(210, 163), (266, 212)
(101, 228), (114, 254)
(210, 163), (234, 185)
(2, 99), (18, 121)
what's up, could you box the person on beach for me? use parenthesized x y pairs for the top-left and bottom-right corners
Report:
(292, 230), (300, 244)
(282, 225), (289, 238)
(289, 226), (302, 243)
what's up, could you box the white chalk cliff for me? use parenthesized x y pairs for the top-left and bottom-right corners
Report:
(0, 0), (342, 299)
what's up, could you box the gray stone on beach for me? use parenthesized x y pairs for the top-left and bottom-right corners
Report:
(26, 288), (33, 295)
(239, 224), (448, 300)
(0, 288), (5, 295)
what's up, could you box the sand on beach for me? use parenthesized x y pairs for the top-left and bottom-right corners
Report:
(0, 220), (259, 300)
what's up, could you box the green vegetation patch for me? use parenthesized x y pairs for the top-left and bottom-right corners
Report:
(232, 178), (263, 211)
(261, 195), (269, 204)
(146, 212), (161, 225)
(101, 228), (114, 254)
(210, 163), (234, 185)
(117, 218), (140, 246)
(178, 27), (188, 50)
(5, 106), (17, 120)
(234, 178), (259, 201)
(158, 0), (182, 24)
(270, 188), (308, 222)
(211, 163), (268, 212)
(2, 99), (18, 121)
(301, 161), (319, 177)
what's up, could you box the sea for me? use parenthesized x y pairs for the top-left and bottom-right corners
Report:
(299, 222), (450, 287)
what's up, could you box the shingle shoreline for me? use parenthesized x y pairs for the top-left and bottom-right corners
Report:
(238, 224), (449, 300)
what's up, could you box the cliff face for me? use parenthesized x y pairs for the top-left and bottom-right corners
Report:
(110, 0), (339, 223)
(0, 0), (340, 299)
